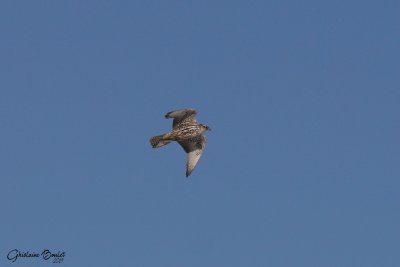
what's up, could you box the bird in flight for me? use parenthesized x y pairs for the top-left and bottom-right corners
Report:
(150, 108), (211, 177)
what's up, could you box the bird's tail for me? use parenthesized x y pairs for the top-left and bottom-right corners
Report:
(150, 134), (171, 148)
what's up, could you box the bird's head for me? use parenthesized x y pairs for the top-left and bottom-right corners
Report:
(200, 124), (211, 132)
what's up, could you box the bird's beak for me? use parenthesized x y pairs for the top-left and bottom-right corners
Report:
(207, 126), (211, 131)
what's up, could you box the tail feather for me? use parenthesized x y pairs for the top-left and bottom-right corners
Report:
(150, 134), (171, 148)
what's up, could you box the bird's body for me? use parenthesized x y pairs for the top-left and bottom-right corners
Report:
(149, 108), (210, 177)
(166, 123), (207, 141)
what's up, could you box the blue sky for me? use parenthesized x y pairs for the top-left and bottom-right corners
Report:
(1, 1), (399, 266)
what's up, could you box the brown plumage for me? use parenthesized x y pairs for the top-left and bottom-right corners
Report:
(149, 108), (211, 177)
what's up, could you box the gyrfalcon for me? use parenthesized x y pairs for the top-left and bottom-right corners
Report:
(150, 108), (211, 177)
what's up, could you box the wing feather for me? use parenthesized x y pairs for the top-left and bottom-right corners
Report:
(165, 108), (197, 128)
(178, 135), (206, 177)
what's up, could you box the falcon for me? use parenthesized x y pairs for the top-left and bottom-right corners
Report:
(149, 108), (211, 177)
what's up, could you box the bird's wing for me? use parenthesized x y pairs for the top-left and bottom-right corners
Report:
(178, 135), (206, 177)
(165, 108), (197, 129)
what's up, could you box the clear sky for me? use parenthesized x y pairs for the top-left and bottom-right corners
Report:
(1, 1), (399, 266)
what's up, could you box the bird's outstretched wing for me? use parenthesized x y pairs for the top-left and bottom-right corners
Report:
(178, 135), (206, 177)
(165, 108), (197, 129)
